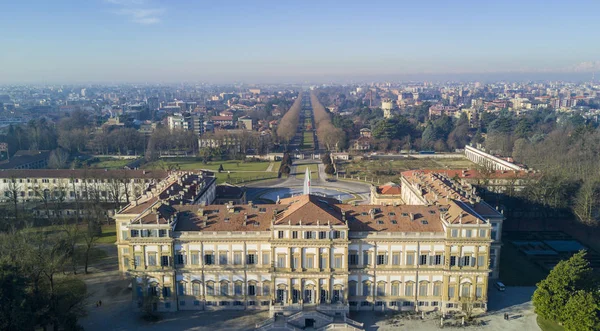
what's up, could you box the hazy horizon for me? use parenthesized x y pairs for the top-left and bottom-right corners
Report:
(1, 0), (600, 84)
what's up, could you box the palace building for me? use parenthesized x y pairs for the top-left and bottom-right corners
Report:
(115, 170), (502, 318)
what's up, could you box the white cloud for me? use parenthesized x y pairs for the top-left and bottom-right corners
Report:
(105, 0), (164, 25)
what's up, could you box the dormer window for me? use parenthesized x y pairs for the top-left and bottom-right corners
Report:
(361, 212), (368, 216)
(259, 208), (267, 213)
(429, 210), (436, 214)
(377, 220), (384, 225)
(401, 213), (408, 217)
(390, 220), (397, 224)
(388, 212), (396, 216)
(421, 220), (429, 225)
(224, 218), (230, 223)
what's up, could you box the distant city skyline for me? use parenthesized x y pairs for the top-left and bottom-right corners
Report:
(1, 0), (600, 83)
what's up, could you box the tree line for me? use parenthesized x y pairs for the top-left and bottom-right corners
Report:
(310, 91), (345, 151)
(276, 92), (303, 145)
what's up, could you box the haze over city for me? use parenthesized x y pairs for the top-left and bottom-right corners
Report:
(1, 0), (600, 83)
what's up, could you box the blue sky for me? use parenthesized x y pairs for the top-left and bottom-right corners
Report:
(1, 0), (599, 83)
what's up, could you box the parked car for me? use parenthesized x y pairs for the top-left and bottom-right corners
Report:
(494, 281), (506, 291)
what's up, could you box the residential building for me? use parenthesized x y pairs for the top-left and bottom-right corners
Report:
(370, 182), (402, 205)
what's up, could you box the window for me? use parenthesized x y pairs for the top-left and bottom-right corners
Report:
(305, 256), (314, 269)
(349, 282), (357, 296)
(450, 256), (457, 266)
(247, 253), (256, 265)
(390, 301), (398, 306)
(263, 284), (270, 296)
(363, 282), (372, 296)
(130, 229), (139, 237)
(123, 257), (129, 268)
(433, 283), (441, 296)
(194, 300), (200, 306)
(262, 252), (269, 265)
(405, 283), (414, 296)
(391, 219), (397, 224)
(451, 229), (458, 237)
(476, 286), (483, 298)
(363, 251), (371, 266)
(159, 229), (167, 237)
(248, 284), (256, 296)
(234, 282), (242, 295)
(479, 229), (486, 238)
(163, 287), (171, 297)
(165, 302), (171, 308)
(305, 231), (314, 239)
(175, 252), (184, 265)
(192, 282), (200, 296)
(206, 283), (215, 296)
(334, 256), (342, 269)
(121, 230), (129, 240)
(219, 252), (228, 265)
(461, 284), (471, 297)
(234, 252), (242, 265)
(277, 255), (286, 268)
(448, 286), (455, 299)
(134, 255), (141, 267)
(406, 253), (414, 266)
(419, 282), (428, 296)
(292, 256), (299, 269)
(377, 282), (385, 296)
(320, 255), (327, 269)
(377, 220), (384, 225)
(319, 231), (327, 239)
(419, 254), (427, 265)
(349, 252), (359, 265)
(191, 254), (199, 265)
(292, 231), (298, 239)
(462, 256), (471, 267)
(161, 255), (170, 267)
(204, 254), (214, 265)
(465, 229), (472, 238)
(278, 231), (284, 239)
(391, 283), (400, 296)
(392, 252), (401, 265)
(220, 282), (229, 296)
(179, 300), (186, 306)
(389, 212), (396, 216)
(434, 254), (442, 265)
(333, 230), (342, 239)
(177, 282), (186, 295)
(477, 255), (485, 267)
(377, 254), (387, 265)
(147, 254), (157, 266)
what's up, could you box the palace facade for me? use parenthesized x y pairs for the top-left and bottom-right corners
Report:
(115, 172), (501, 317)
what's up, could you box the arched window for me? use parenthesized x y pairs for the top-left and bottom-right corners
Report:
(247, 281), (257, 296)
(461, 283), (471, 298)
(148, 282), (159, 296)
(348, 281), (357, 296)
(177, 281), (187, 296)
(206, 281), (215, 296)
(262, 281), (271, 296)
(433, 281), (442, 296)
(234, 281), (243, 296)
(419, 281), (429, 296)
(404, 281), (414, 296)
(376, 281), (386, 296)
(362, 281), (372, 296)
(192, 281), (201, 296)
(220, 280), (229, 296)
(391, 281), (400, 296)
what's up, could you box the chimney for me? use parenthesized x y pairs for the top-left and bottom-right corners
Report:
(203, 220), (207, 227)
(409, 213), (414, 221)
(243, 214), (248, 226)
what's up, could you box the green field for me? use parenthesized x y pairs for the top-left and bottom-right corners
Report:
(143, 159), (275, 184)
(301, 131), (315, 149)
(296, 164), (319, 180)
(537, 316), (565, 331)
(89, 158), (131, 169)
(341, 157), (475, 183)
(144, 159), (271, 172)
(214, 171), (279, 184)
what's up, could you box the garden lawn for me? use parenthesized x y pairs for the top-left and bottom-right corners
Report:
(296, 164), (319, 180)
(537, 316), (565, 331)
(143, 159), (270, 172)
(89, 158), (131, 169)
